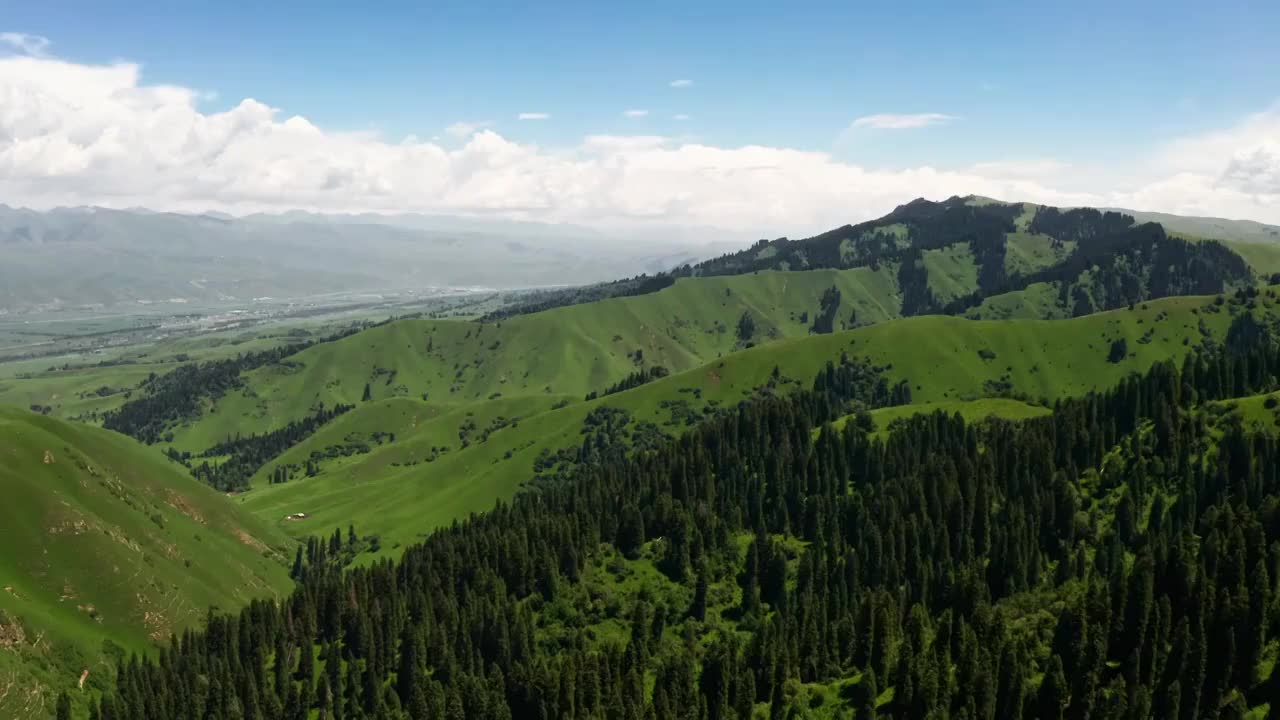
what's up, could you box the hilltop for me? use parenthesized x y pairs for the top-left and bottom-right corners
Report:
(0, 406), (293, 719)
(489, 196), (1257, 319)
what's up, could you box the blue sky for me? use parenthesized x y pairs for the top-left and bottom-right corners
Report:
(8, 0), (1278, 167)
(2, 1), (1279, 230)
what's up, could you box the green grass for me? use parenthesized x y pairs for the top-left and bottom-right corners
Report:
(225, 291), (1268, 564)
(1004, 232), (1073, 275)
(965, 281), (1067, 320)
(861, 398), (1051, 432)
(1224, 241), (1280, 276)
(0, 407), (293, 718)
(921, 245), (978, 302)
(0, 365), (157, 420)
(167, 266), (904, 451)
(0, 321), (349, 422)
(1203, 390), (1280, 435)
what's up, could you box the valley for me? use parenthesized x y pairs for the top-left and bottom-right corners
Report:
(6, 196), (1280, 717)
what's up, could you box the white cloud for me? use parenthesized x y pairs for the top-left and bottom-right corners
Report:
(670, 79), (693, 88)
(444, 120), (492, 139)
(673, 114), (690, 121)
(968, 160), (1070, 178)
(623, 109), (649, 118)
(517, 112), (549, 120)
(0, 48), (1278, 235)
(0, 32), (50, 57)
(850, 113), (958, 130)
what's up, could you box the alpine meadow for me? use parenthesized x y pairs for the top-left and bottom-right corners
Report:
(4, 4), (1280, 719)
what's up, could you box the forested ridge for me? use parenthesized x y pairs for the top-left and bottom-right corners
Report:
(80, 328), (1280, 719)
(487, 198), (1253, 321)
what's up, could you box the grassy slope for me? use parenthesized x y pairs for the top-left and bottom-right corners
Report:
(1224, 241), (1280, 276)
(236, 291), (1263, 562)
(1116, 208), (1280, 245)
(171, 266), (902, 449)
(922, 245), (978, 302)
(965, 281), (1067, 321)
(0, 407), (293, 718)
(1004, 231), (1073, 275)
(1207, 389), (1280, 433)
(0, 365), (158, 420)
(0, 324), (334, 422)
(865, 398), (1050, 430)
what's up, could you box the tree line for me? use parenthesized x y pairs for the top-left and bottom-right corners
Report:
(103, 325), (367, 444)
(164, 403), (355, 492)
(586, 366), (672, 401)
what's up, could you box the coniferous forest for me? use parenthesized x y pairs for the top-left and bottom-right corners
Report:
(82, 333), (1280, 719)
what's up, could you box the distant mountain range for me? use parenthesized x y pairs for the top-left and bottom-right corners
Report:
(0, 205), (744, 313)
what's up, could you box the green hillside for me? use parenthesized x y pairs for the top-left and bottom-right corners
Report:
(495, 196), (1254, 324)
(865, 397), (1051, 430)
(166, 264), (902, 450)
(226, 289), (1274, 560)
(0, 407), (293, 719)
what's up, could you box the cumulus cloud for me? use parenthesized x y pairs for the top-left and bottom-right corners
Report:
(623, 109), (649, 118)
(673, 114), (690, 121)
(669, 79), (693, 88)
(444, 120), (492, 139)
(517, 112), (549, 120)
(0, 32), (50, 56)
(850, 113), (959, 130)
(0, 47), (1278, 234)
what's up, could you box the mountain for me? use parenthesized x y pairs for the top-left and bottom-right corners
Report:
(491, 195), (1259, 320)
(0, 406), (293, 719)
(0, 205), (740, 313)
(9, 197), (1280, 717)
(57, 198), (1271, 550)
(1106, 206), (1280, 245)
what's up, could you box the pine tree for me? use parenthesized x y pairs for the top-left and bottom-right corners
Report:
(689, 564), (709, 622)
(1036, 656), (1068, 720)
(857, 668), (878, 720)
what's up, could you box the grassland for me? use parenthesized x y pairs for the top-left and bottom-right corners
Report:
(0, 321), (339, 422)
(1204, 389), (1280, 434)
(227, 290), (1267, 563)
(166, 266), (905, 450)
(922, 245), (978, 302)
(0, 406), (293, 719)
(1004, 231), (1073, 275)
(865, 398), (1051, 430)
(1224, 241), (1280, 276)
(964, 281), (1067, 320)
